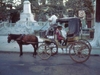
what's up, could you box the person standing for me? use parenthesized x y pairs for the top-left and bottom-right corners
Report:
(45, 13), (58, 37)
(48, 13), (58, 25)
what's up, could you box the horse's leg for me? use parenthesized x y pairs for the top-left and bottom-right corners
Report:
(32, 44), (37, 57)
(18, 44), (23, 56)
(34, 43), (38, 55)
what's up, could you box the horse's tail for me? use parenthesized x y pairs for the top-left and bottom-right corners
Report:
(36, 36), (38, 50)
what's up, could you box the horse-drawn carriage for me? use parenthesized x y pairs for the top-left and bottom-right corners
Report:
(37, 17), (92, 63)
(7, 17), (91, 63)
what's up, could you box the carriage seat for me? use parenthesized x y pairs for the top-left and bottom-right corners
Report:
(67, 33), (74, 37)
(67, 33), (79, 42)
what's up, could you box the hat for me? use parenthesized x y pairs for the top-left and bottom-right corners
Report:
(57, 26), (62, 28)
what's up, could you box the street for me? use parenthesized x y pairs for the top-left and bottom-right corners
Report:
(0, 0), (100, 75)
(0, 52), (100, 75)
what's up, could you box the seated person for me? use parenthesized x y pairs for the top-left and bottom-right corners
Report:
(64, 23), (69, 35)
(64, 23), (74, 37)
(55, 26), (65, 44)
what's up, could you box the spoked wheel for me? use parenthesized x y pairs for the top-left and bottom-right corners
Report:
(69, 41), (91, 63)
(49, 42), (58, 56)
(37, 44), (52, 60)
(79, 39), (92, 50)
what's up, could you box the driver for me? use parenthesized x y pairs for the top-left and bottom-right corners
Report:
(45, 13), (58, 37)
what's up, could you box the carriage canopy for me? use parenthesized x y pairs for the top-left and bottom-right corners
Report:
(56, 17), (82, 36)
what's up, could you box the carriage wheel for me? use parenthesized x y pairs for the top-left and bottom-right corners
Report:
(49, 42), (58, 56)
(37, 44), (52, 60)
(69, 41), (91, 63)
(79, 39), (92, 50)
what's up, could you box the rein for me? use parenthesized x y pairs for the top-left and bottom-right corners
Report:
(16, 34), (25, 41)
(9, 34), (22, 41)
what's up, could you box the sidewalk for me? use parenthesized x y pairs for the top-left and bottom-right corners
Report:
(0, 36), (100, 55)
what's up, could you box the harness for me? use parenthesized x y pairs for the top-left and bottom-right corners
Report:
(21, 34), (25, 40)
(17, 34), (25, 41)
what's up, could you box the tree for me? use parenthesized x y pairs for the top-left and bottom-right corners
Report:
(65, 0), (93, 16)
(90, 0), (100, 47)
(0, 0), (94, 21)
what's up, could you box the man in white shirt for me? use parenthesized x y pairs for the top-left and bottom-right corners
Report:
(61, 23), (68, 39)
(48, 14), (58, 25)
(45, 13), (58, 37)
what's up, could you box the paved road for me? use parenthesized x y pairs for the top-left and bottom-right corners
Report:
(0, 52), (100, 75)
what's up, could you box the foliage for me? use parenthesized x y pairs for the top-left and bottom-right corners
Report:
(0, 0), (94, 21)
(65, 0), (94, 14)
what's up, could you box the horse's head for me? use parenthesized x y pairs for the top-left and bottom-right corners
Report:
(7, 34), (22, 43)
(7, 34), (12, 43)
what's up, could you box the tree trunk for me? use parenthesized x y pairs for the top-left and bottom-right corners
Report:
(90, 0), (100, 47)
(91, 23), (100, 47)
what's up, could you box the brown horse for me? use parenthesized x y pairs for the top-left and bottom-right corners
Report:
(7, 34), (38, 57)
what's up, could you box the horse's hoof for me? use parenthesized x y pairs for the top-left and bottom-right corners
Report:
(19, 55), (22, 57)
(19, 54), (23, 57)
(33, 55), (36, 58)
